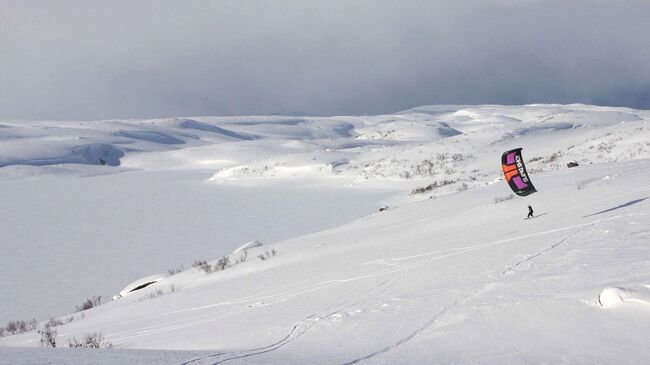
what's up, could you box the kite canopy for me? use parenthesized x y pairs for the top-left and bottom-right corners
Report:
(501, 148), (537, 196)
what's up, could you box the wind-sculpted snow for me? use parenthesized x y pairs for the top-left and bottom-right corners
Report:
(498, 122), (582, 141)
(211, 118), (356, 140)
(1, 104), (648, 178)
(597, 287), (650, 309)
(355, 120), (461, 141)
(0, 142), (124, 167)
(4, 157), (649, 365)
(73, 143), (125, 166)
(114, 130), (186, 145)
(175, 119), (256, 141)
(1, 105), (650, 364)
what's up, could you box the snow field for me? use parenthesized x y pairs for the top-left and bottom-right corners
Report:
(1, 104), (649, 364)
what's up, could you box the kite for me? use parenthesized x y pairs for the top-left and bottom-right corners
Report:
(501, 148), (537, 196)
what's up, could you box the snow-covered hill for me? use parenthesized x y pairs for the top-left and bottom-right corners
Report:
(1, 105), (649, 364)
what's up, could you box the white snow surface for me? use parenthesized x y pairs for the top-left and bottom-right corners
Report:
(1, 104), (650, 364)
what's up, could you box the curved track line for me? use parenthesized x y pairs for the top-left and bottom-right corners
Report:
(181, 261), (410, 364)
(501, 226), (589, 275)
(340, 302), (456, 365)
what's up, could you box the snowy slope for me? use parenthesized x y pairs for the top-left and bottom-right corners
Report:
(1, 104), (649, 364)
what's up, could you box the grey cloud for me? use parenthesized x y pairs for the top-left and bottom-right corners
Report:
(1, 0), (649, 120)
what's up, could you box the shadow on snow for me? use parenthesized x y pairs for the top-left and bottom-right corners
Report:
(583, 197), (648, 218)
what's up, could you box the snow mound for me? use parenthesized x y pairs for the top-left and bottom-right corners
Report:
(498, 122), (581, 141)
(114, 273), (168, 300)
(73, 143), (124, 166)
(175, 119), (255, 140)
(233, 240), (263, 253)
(396, 104), (471, 115)
(598, 287), (650, 309)
(115, 130), (185, 145)
(0, 142), (124, 168)
(355, 121), (461, 141)
(226, 118), (355, 140)
(2, 104), (650, 363)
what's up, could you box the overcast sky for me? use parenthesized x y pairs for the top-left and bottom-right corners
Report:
(1, 0), (649, 120)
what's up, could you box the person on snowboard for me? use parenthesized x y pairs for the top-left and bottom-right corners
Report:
(527, 205), (534, 219)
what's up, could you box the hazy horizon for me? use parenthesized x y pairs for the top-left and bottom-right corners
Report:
(2, 0), (650, 120)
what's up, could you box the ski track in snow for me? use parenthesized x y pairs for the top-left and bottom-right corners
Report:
(3, 105), (650, 364)
(501, 226), (589, 275)
(180, 262), (410, 365)
(339, 302), (457, 365)
(111, 213), (636, 363)
(338, 279), (506, 364)
(91, 267), (405, 345)
(379, 184), (650, 236)
(332, 214), (644, 363)
(66, 259), (406, 364)
(88, 186), (645, 349)
(13, 202), (643, 359)
(384, 217), (615, 265)
(179, 211), (637, 364)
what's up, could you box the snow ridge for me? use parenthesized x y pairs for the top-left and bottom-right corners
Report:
(1, 104), (649, 364)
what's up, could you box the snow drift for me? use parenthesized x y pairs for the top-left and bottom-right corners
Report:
(1, 104), (649, 364)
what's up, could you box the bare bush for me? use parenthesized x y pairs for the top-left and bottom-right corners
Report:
(413, 159), (435, 176)
(137, 285), (182, 302)
(38, 322), (58, 348)
(76, 296), (101, 312)
(168, 265), (184, 276)
(3, 318), (42, 337)
(5, 320), (28, 335)
(193, 259), (212, 273)
(494, 194), (515, 204)
(48, 317), (65, 327)
(215, 256), (231, 271)
(410, 179), (456, 195)
(68, 332), (113, 349)
(140, 289), (165, 301)
(28, 318), (38, 331)
(546, 151), (563, 163)
(259, 250), (277, 261)
(235, 250), (248, 264)
(192, 259), (207, 268)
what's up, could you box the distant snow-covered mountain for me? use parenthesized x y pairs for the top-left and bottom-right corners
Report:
(1, 105), (649, 364)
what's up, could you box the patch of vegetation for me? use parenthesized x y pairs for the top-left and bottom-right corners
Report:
(258, 249), (277, 261)
(3, 319), (37, 336)
(136, 284), (181, 303)
(37, 318), (64, 348)
(76, 296), (102, 312)
(68, 332), (113, 349)
(410, 179), (456, 195)
(168, 265), (184, 276)
(494, 194), (515, 204)
(192, 259), (212, 273)
(235, 250), (249, 264)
